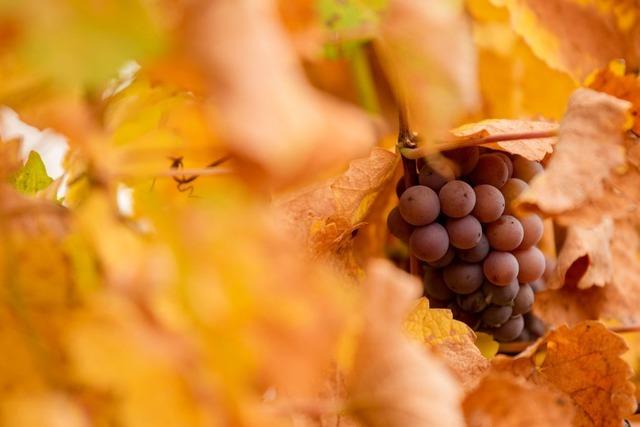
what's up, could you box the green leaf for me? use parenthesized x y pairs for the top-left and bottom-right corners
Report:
(10, 151), (53, 195)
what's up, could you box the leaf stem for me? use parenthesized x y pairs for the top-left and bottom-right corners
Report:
(400, 129), (559, 160)
(397, 107), (419, 276)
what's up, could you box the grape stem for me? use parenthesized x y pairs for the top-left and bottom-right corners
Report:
(399, 129), (559, 160)
(397, 106), (420, 276)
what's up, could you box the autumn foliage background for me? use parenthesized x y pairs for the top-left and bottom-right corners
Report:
(1, 0), (640, 426)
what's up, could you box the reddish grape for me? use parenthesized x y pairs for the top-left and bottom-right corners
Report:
(423, 268), (455, 301)
(398, 185), (440, 226)
(386, 207), (413, 243)
(472, 184), (505, 223)
(426, 247), (455, 268)
(495, 152), (514, 178)
(517, 328), (533, 342)
(524, 313), (546, 337)
(395, 178), (406, 197)
(513, 246), (545, 283)
(444, 147), (480, 175)
(493, 315), (524, 342)
(469, 154), (509, 188)
(457, 290), (488, 313)
(457, 234), (490, 263)
(518, 214), (544, 249)
(530, 278), (546, 292)
(482, 305), (513, 327)
(439, 180), (476, 218)
(483, 251), (519, 286)
(410, 223), (449, 262)
(446, 215), (482, 249)
(486, 215), (524, 251)
(513, 156), (543, 182)
(543, 256), (556, 281)
(512, 283), (534, 315)
(501, 178), (528, 213)
(419, 165), (451, 191)
(443, 262), (483, 294)
(482, 278), (518, 305)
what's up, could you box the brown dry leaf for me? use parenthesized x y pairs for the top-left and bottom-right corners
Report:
(450, 119), (558, 160)
(347, 259), (465, 427)
(276, 147), (398, 258)
(547, 217), (614, 290)
(501, 0), (640, 80)
(492, 321), (636, 426)
(588, 61), (640, 134)
(535, 220), (640, 325)
(376, 0), (479, 138)
(463, 372), (574, 427)
(183, 0), (377, 186)
(518, 88), (632, 217)
(405, 298), (489, 390)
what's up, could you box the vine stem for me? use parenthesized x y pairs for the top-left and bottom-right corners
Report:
(400, 129), (558, 160)
(397, 106), (420, 276)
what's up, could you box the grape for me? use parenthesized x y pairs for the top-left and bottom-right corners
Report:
(501, 178), (528, 213)
(472, 184), (505, 223)
(426, 247), (455, 268)
(469, 154), (509, 188)
(439, 180), (476, 218)
(446, 215), (482, 249)
(513, 246), (545, 283)
(512, 283), (534, 315)
(482, 278), (519, 305)
(493, 315), (524, 342)
(482, 305), (513, 327)
(524, 313), (546, 337)
(487, 215), (524, 251)
(457, 234), (490, 262)
(495, 152), (513, 178)
(513, 156), (543, 182)
(530, 278), (546, 292)
(419, 165), (451, 191)
(444, 147), (480, 175)
(410, 223), (450, 262)
(448, 302), (481, 329)
(386, 207), (413, 243)
(518, 214), (543, 249)
(423, 268), (455, 301)
(399, 185), (440, 226)
(443, 262), (483, 294)
(395, 178), (406, 197)
(483, 251), (519, 286)
(457, 290), (488, 313)
(517, 328), (532, 342)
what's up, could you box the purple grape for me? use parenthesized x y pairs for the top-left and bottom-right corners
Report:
(513, 156), (543, 182)
(426, 247), (455, 268)
(482, 278), (519, 305)
(443, 262), (484, 294)
(410, 223), (450, 262)
(444, 147), (480, 175)
(457, 234), (490, 263)
(387, 207), (413, 243)
(518, 214), (544, 249)
(483, 251), (519, 286)
(399, 185), (440, 226)
(482, 305), (513, 327)
(457, 290), (488, 313)
(446, 215), (482, 249)
(501, 178), (528, 213)
(493, 315), (524, 342)
(513, 246), (545, 283)
(469, 154), (509, 188)
(487, 215), (524, 251)
(423, 268), (455, 301)
(439, 180), (476, 218)
(472, 184), (505, 223)
(512, 283), (534, 315)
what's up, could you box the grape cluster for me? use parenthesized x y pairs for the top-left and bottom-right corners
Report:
(388, 147), (547, 342)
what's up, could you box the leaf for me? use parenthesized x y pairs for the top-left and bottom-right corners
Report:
(405, 298), (489, 390)
(492, 321), (636, 427)
(183, 0), (377, 186)
(535, 220), (640, 325)
(347, 259), (465, 427)
(587, 60), (640, 134)
(468, 0), (578, 120)
(277, 147), (398, 259)
(10, 151), (53, 195)
(376, 0), (479, 138)
(450, 118), (558, 160)
(547, 218), (614, 290)
(517, 88), (632, 218)
(500, 0), (640, 79)
(463, 373), (574, 427)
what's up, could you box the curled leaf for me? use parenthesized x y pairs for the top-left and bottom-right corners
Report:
(548, 218), (614, 290)
(518, 88), (632, 217)
(348, 260), (465, 427)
